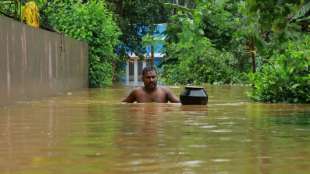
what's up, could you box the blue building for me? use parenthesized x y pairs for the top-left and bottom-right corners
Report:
(125, 23), (166, 85)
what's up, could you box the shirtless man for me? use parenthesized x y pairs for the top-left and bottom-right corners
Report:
(122, 66), (180, 103)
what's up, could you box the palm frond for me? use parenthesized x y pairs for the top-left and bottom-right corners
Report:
(296, 15), (310, 22)
(292, 1), (310, 20)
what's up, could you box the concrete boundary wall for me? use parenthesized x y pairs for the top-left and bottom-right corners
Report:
(0, 16), (88, 106)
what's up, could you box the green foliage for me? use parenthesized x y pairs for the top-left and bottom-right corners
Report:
(0, 0), (22, 19)
(89, 56), (113, 87)
(249, 36), (310, 103)
(44, 0), (121, 87)
(162, 0), (309, 103)
(162, 1), (243, 85)
(241, 0), (310, 103)
(292, 1), (310, 22)
(200, 1), (239, 50)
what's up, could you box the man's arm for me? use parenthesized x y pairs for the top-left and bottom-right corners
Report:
(122, 90), (137, 103)
(164, 87), (180, 103)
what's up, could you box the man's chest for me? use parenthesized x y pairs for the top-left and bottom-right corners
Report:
(137, 90), (167, 103)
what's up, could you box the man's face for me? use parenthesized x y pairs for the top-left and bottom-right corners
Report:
(143, 70), (157, 90)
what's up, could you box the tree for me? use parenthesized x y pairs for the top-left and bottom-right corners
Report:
(162, 1), (242, 84)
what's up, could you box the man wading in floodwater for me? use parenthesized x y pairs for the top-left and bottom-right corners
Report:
(122, 66), (180, 103)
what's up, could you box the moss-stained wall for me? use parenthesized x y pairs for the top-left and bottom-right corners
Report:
(0, 16), (88, 106)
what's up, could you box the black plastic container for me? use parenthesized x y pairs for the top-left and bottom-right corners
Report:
(180, 86), (208, 105)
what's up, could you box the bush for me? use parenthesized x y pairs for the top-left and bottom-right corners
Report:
(249, 36), (310, 103)
(162, 46), (242, 85)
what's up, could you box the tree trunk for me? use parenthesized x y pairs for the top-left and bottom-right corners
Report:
(246, 36), (256, 73)
(249, 41), (256, 73)
(116, 0), (123, 17)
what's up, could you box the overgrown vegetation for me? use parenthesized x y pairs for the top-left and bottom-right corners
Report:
(161, 0), (309, 103)
(249, 36), (310, 103)
(162, 1), (243, 85)
(1, 0), (309, 103)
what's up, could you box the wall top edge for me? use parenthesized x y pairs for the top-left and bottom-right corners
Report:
(0, 15), (88, 46)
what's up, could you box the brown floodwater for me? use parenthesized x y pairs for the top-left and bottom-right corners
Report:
(0, 85), (309, 174)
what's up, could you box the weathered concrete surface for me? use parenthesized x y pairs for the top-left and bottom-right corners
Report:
(0, 16), (88, 106)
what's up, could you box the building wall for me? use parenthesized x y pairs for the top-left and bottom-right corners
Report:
(0, 16), (88, 106)
(124, 24), (166, 85)
(125, 57), (163, 85)
(126, 57), (146, 85)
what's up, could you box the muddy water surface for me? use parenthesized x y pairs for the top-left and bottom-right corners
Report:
(0, 85), (309, 174)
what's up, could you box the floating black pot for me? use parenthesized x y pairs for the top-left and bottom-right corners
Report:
(180, 86), (208, 105)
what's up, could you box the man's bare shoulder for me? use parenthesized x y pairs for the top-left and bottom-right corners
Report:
(158, 86), (180, 103)
(122, 87), (144, 103)
(132, 86), (144, 93)
(158, 86), (172, 93)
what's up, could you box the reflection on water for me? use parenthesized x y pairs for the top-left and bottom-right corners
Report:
(0, 85), (310, 174)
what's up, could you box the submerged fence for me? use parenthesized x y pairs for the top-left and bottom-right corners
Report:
(0, 16), (88, 106)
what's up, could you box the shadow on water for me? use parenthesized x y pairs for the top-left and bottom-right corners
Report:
(269, 112), (310, 126)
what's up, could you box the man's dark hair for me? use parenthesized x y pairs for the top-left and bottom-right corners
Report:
(142, 66), (157, 76)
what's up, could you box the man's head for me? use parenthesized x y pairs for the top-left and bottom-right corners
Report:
(142, 66), (157, 91)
